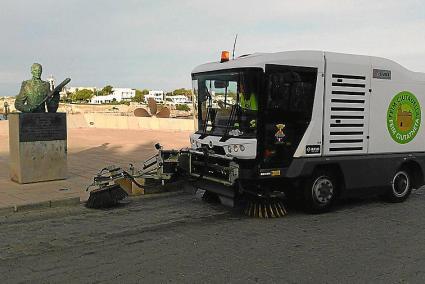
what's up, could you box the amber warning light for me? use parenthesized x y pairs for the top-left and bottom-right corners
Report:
(221, 51), (230, 62)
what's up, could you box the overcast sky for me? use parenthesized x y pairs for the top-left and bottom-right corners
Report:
(0, 0), (424, 96)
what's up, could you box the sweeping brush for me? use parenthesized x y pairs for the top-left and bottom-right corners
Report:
(244, 198), (287, 218)
(86, 184), (128, 209)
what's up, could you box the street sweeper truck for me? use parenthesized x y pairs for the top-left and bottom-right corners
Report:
(87, 50), (425, 216)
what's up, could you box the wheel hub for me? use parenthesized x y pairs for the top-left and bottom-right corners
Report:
(313, 178), (334, 204)
(392, 171), (409, 197)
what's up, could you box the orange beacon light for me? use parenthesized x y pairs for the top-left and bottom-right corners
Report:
(221, 51), (230, 62)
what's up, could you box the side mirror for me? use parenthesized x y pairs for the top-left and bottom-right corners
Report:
(214, 80), (229, 89)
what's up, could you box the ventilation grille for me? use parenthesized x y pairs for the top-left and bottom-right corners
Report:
(327, 74), (368, 154)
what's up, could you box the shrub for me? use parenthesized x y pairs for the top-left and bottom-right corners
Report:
(176, 104), (190, 111)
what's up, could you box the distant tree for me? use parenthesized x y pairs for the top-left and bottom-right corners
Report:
(71, 89), (94, 102)
(99, 85), (114, 96)
(133, 91), (144, 103)
(60, 91), (73, 103)
(171, 88), (192, 99)
(132, 89), (149, 103)
(92, 88), (100, 96)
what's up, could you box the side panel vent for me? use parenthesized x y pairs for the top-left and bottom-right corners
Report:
(324, 70), (370, 156)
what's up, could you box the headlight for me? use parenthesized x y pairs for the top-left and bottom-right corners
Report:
(227, 145), (232, 153)
(233, 145), (239, 152)
(240, 145), (245, 151)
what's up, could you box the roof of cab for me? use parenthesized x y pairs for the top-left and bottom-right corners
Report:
(192, 50), (325, 74)
(192, 50), (425, 83)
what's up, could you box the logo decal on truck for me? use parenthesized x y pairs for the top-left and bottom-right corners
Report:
(387, 91), (421, 144)
(306, 145), (321, 154)
(275, 124), (286, 144)
(373, 69), (391, 80)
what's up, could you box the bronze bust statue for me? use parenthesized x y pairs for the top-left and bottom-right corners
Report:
(15, 63), (70, 113)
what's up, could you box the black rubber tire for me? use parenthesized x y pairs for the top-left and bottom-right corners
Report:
(385, 169), (412, 203)
(304, 170), (337, 213)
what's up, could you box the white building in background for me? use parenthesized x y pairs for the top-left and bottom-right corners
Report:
(165, 95), (191, 104)
(90, 88), (136, 104)
(47, 75), (55, 91)
(144, 90), (164, 103)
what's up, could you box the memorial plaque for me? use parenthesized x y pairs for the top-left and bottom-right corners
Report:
(19, 113), (67, 142)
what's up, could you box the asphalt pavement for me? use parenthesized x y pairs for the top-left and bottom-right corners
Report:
(1, 189), (425, 283)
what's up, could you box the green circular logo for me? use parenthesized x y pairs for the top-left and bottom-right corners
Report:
(387, 91), (421, 144)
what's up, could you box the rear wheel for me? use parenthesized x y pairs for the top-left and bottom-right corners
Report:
(304, 171), (337, 213)
(386, 169), (412, 202)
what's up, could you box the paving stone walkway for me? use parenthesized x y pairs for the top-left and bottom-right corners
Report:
(0, 121), (190, 211)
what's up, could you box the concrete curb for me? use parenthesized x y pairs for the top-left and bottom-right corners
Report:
(0, 206), (15, 216)
(0, 189), (185, 217)
(50, 197), (81, 208)
(14, 201), (51, 212)
(0, 197), (82, 216)
(131, 190), (184, 201)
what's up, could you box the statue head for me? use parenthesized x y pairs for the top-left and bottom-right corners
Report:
(31, 63), (42, 79)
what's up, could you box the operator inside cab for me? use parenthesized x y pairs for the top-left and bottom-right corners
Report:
(238, 78), (258, 129)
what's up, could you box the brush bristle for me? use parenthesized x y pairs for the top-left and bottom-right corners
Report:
(244, 199), (287, 218)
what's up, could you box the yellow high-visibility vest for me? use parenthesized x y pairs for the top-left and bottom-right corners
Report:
(239, 93), (258, 111)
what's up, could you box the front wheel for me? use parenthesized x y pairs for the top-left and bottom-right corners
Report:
(386, 170), (412, 203)
(304, 171), (337, 213)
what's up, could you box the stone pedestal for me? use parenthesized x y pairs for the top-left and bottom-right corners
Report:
(9, 113), (67, 184)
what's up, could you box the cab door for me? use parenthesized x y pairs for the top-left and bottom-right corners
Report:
(260, 64), (318, 168)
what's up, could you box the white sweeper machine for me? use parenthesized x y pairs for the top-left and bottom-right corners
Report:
(86, 50), (425, 217)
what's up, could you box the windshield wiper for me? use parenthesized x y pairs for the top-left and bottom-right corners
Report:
(202, 88), (213, 133)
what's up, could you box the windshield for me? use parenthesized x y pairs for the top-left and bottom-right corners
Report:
(192, 69), (262, 137)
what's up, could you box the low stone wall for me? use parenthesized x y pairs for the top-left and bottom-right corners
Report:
(58, 103), (136, 114)
(66, 114), (87, 129)
(2, 113), (195, 132)
(68, 113), (195, 131)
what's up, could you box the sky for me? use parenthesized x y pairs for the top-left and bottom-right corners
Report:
(0, 0), (424, 96)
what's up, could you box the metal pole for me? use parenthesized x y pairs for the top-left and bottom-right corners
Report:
(232, 34), (238, 60)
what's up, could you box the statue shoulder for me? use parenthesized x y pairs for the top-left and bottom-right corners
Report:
(21, 80), (31, 87)
(19, 80), (31, 92)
